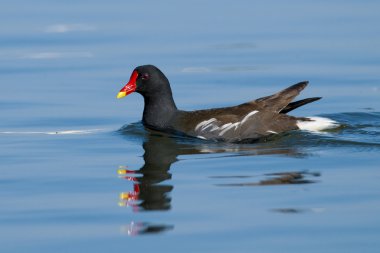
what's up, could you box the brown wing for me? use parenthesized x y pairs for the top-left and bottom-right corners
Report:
(200, 81), (312, 115)
(169, 81), (316, 142)
(248, 81), (309, 113)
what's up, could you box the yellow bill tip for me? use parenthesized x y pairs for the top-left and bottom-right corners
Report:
(120, 192), (130, 200)
(117, 91), (127, 99)
(117, 169), (127, 175)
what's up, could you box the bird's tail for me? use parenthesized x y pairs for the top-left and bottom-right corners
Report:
(280, 97), (322, 114)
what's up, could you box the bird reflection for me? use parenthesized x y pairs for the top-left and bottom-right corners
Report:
(118, 123), (313, 213)
(117, 123), (319, 235)
(118, 134), (175, 211)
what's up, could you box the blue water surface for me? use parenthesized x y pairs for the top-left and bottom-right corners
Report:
(1, 1), (380, 253)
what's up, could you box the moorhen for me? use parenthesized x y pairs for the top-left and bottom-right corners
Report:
(117, 65), (337, 142)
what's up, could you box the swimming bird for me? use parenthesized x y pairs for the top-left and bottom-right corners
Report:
(117, 65), (337, 142)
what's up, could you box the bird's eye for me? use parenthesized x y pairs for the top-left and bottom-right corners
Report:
(141, 73), (150, 81)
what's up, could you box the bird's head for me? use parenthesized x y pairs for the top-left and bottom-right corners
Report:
(117, 65), (169, 99)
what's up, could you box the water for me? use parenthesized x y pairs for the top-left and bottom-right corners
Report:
(1, 1), (380, 252)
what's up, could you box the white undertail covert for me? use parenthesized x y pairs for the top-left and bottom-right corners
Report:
(297, 117), (339, 132)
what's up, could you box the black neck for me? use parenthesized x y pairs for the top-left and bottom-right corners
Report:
(142, 89), (178, 129)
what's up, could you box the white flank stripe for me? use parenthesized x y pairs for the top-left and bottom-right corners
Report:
(195, 110), (260, 138)
(297, 117), (339, 132)
(241, 110), (259, 124)
(195, 118), (217, 131)
(218, 122), (240, 136)
(209, 125), (220, 132)
(267, 130), (278, 134)
(201, 124), (215, 131)
(219, 123), (232, 130)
